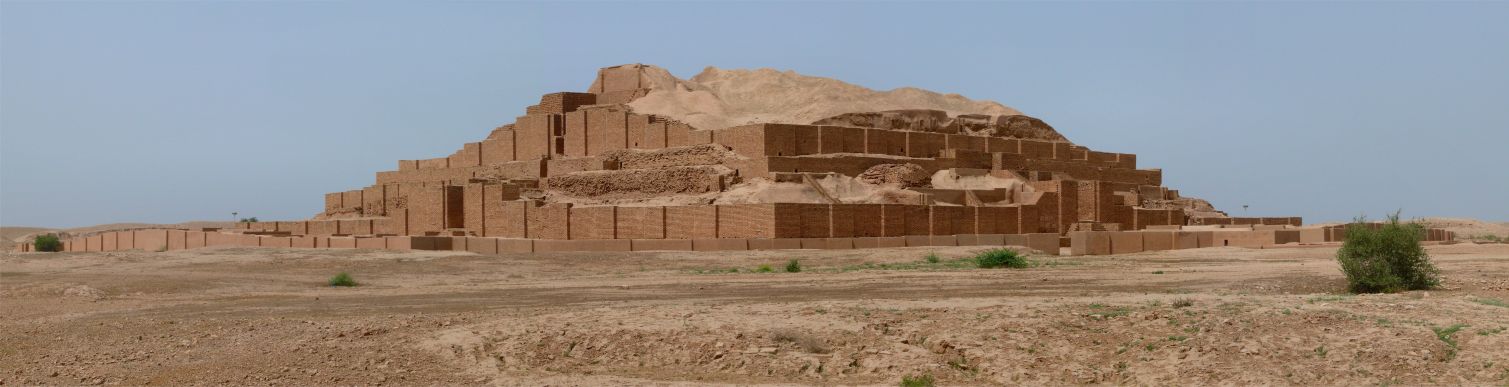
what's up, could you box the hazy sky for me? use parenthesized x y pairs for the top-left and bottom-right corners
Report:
(2, 2), (1505, 228)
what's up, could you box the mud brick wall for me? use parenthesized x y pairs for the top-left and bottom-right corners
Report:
(325, 192), (343, 212)
(618, 206), (666, 239)
(997, 205), (1021, 234)
(905, 131), (945, 158)
(1018, 204), (1041, 233)
(463, 184), (485, 232)
(796, 204), (831, 238)
(928, 206), (961, 235)
(816, 126), (866, 154)
(546, 157), (613, 175)
(403, 184), (448, 234)
(643, 121), (669, 149)
(514, 113), (558, 160)
(973, 206), (1001, 234)
(134, 229), (167, 251)
(880, 204), (908, 236)
(824, 204), (854, 237)
(338, 219), (373, 235)
(526, 202), (570, 239)
(276, 221), (308, 234)
(417, 157), (450, 170)
(666, 205), (717, 239)
(626, 114), (651, 149)
(1018, 140), (1055, 159)
(945, 134), (987, 153)
(865, 128), (907, 156)
(569, 206), (617, 240)
(714, 204), (764, 239)
(309, 220), (337, 235)
(585, 107), (629, 156)
(681, 129), (713, 147)
(360, 185), (385, 216)
(849, 203), (884, 237)
(664, 121), (693, 148)
(994, 153), (1028, 171)
(486, 201), (529, 238)
(903, 205), (932, 236)
(167, 230), (187, 250)
(984, 137), (1018, 154)
(374, 210), (407, 235)
(592, 64), (644, 94)
(532, 92), (596, 115)
(480, 131), (516, 164)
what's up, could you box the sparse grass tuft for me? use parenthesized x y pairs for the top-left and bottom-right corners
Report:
(1476, 326), (1506, 336)
(328, 272), (357, 287)
(974, 248), (1029, 269)
(785, 259), (802, 273)
(1432, 323), (1469, 359)
(1172, 298), (1195, 308)
(33, 234), (62, 252)
(1469, 297), (1507, 308)
(1314, 345), (1328, 357)
(1308, 294), (1351, 304)
(899, 374), (935, 387)
(1152, 270), (1165, 274)
(756, 264), (774, 273)
(1336, 212), (1440, 293)
(924, 252), (940, 264)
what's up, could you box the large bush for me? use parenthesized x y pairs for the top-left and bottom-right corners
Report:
(975, 248), (1030, 269)
(1336, 213), (1439, 293)
(33, 234), (62, 252)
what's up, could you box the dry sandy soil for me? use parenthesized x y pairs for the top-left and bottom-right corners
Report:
(3, 243), (1508, 386)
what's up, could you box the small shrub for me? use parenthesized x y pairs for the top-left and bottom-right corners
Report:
(924, 253), (940, 264)
(1336, 212), (1440, 293)
(899, 374), (935, 387)
(756, 264), (774, 273)
(239, 217), (259, 223)
(1172, 298), (1195, 308)
(785, 259), (802, 273)
(974, 249), (1028, 269)
(328, 272), (357, 287)
(33, 234), (62, 252)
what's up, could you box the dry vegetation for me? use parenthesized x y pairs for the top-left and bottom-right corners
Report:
(2, 243), (1507, 385)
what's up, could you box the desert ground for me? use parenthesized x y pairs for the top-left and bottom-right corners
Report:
(3, 242), (1507, 386)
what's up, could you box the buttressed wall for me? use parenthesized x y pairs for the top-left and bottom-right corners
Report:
(266, 64), (1303, 245)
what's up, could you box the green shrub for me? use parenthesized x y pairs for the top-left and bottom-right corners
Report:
(899, 374), (935, 387)
(328, 272), (357, 287)
(785, 259), (802, 273)
(756, 264), (774, 273)
(33, 234), (62, 252)
(974, 248), (1029, 269)
(1336, 213), (1439, 293)
(924, 253), (940, 264)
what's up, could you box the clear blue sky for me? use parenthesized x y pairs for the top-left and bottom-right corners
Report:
(2, 2), (1505, 228)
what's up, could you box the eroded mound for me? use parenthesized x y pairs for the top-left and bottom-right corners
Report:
(858, 163), (931, 188)
(813, 110), (1067, 142)
(625, 65), (1021, 131)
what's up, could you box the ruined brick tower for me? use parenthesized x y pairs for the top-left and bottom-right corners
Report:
(280, 64), (1303, 249)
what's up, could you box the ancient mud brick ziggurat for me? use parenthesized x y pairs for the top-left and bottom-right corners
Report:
(23, 64), (1455, 254)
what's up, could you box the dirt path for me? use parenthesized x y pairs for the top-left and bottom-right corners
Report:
(3, 244), (1507, 385)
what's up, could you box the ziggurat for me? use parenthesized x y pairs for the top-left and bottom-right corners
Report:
(22, 64), (1458, 254)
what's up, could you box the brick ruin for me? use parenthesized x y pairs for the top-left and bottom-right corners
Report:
(15, 64), (1456, 254)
